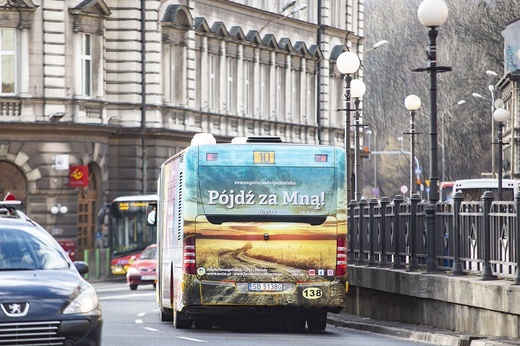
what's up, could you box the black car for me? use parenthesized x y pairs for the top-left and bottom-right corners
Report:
(0, 201), (102, 345)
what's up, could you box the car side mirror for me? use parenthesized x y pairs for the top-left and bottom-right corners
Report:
(74, 261), (90, 275)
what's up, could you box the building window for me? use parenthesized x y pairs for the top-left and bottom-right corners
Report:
(0, 28), (16, 95)
(81, 33), (92, 97)
(244, 61), (250, 115)
(171, 44), (185, 105)
(227, 58), (234, 113)
(209, 55), (215, 110)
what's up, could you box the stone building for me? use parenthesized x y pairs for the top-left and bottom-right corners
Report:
(0, 0), (365, 257)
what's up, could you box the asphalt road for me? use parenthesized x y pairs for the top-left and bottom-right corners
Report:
(93, 280), (442, 346)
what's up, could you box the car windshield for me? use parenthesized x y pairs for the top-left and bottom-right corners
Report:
(139, 246), (157, 260)
(0, 227), (69, 270)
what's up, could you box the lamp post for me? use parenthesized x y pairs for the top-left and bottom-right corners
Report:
(413, 0), (450, 273)
(493, 108), (510, 201)
(404, 95), (421, 197)
(337, 51), (361, 203)
(351, 78), (367, 201)
(473, 85), (497, 177)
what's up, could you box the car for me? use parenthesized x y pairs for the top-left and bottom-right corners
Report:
(126, 244), (157, 290)
(0, 201), (102, 345)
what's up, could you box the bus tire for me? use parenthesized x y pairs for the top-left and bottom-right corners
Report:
(307, 312), (327, 331)
(160, 307), (173, 322)
(174, 310), (192, 329)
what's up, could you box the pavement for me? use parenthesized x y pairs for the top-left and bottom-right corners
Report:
(327, 311), (520, 346)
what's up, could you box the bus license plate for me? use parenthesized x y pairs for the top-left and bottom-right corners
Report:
(248, 283), (283, 292)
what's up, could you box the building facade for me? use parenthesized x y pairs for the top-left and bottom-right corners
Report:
(0, 0), (366, 257)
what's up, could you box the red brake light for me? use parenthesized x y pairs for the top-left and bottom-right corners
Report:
(336, 237), (347, 276)
(183, 236), (196, 275)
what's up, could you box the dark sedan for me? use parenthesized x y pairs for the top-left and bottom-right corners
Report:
(0, 214), (102, 345)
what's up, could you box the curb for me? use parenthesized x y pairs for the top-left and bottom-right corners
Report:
(327, 315), (518, 346)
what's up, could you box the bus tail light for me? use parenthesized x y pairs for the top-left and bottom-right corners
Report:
(183, 236), (196, 275)
(336, 237), (347, 276)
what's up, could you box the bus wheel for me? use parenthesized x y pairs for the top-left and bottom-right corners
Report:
(160, 307), (173, 322)
(174, 310), (192, 329)
(194, 317), (212, 330)
(307, 312), (327, 331)
(129, 284), (138, 291)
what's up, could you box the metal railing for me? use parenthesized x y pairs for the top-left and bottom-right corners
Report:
(347, 191), (520, 283)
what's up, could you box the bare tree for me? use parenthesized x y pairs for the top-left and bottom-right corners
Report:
(362, 0), (520, 198)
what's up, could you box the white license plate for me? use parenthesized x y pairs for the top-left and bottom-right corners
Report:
(141, 275), (156, 281)
(248, 283), (283, 292)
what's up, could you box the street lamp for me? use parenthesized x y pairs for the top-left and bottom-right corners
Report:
(413, 0), (450, 273)
(351, 78), (367, 201)
(364, 40), (389, 54)
(404, 95), (421, 197)
(441, 99), (465, 182)
(493, 108), (510, 201)
(473, 85), (497, 177)
(337, 51), (361, 203)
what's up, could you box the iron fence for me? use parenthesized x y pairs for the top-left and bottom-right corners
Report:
(347, 191), (520, 283)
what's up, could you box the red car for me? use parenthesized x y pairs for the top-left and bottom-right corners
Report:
(126, 244), (157, 290)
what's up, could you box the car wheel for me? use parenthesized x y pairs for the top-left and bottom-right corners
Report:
(129, 284), (138, 291)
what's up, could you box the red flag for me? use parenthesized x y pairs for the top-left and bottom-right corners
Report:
(69, 165), (89, 187)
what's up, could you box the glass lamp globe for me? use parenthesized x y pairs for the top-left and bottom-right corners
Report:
(350, 79), (366, 98)
(404, 95), (421, 111)
(418, 0), (449, 27)
(337, 51), (360, 75)
(493, 108), (510, 123)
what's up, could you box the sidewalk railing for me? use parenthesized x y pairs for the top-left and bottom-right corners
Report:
(348, 191), (520, 283)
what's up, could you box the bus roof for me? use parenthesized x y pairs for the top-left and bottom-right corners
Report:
(453, 178), (519, 188)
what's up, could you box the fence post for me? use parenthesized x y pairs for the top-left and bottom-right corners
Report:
(348, 199), (357, 263)
(425, 200), (437, 273)
(408, 193), (421, 271)
(393, 195), (405, 269)
(481, 191), (497, 280)
(380, 197), (390, 267)
(358, 198), (368, 265)
(452, 191), (465, 276)
(515, 192), (520, 285)
(368, 198), (378, 266)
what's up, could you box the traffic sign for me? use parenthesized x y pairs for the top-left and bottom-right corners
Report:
(415, 167), (422, 175)
(400, 185), (408, 194)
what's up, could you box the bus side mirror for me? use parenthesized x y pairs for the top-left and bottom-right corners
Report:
(147, 203), (157, 226)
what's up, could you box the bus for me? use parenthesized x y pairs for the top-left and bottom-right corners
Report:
(156, 133), (348, 331)
(440, 181), (454, 202)
(452, 178), (520, 201)
(98, 194), (157, 275)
